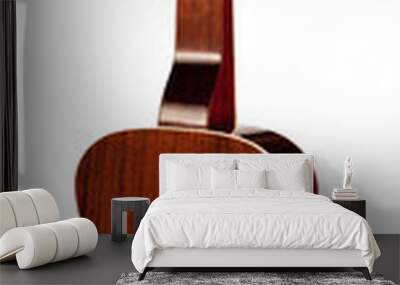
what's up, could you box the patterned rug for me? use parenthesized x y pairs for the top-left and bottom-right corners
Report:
(116, 272), (396, 285)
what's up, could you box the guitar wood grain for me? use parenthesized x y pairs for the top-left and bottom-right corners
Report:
(159, 0), (235, 133)
(76, 128), (263, 233)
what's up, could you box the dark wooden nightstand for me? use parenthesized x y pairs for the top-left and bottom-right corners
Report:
(333, 199), (366, 219)
(111, 197), (150, 242)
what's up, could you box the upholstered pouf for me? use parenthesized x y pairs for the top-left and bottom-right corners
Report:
(0, 189), (98, 269)
(0, 218), (98, 269)
(0, 189), (60, 236)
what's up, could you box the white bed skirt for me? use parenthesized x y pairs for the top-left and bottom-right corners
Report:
(148, 248), (366, 268)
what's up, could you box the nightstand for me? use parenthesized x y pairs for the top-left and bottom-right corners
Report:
(333, 199), (366, 219)
(111, 197), (150, 242)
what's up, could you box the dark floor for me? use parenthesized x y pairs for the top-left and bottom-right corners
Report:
(0, 235), (134, 285)
(0, 234), (398, 285)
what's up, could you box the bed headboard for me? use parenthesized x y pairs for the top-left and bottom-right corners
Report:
(159, 153), (314, 194)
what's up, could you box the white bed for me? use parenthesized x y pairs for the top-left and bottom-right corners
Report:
(131, 154), (380, 280)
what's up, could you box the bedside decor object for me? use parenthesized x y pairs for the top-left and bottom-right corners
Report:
(333, 199), (366, 219)
(111, 197), (150, 242)
(332, 156), (359, 200)
(0, 189), (98, 269)
(343, 156), (353, 190)
(332, 188), (359, 200)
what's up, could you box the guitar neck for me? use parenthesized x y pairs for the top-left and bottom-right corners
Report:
(158, 0), (235, 133)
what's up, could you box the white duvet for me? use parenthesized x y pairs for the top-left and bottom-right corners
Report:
(131, 190), (380, 273)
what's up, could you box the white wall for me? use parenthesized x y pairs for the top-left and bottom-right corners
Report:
(234, 0), (400, 234)
(16, 0), (175, 217)
(17, 0), (400, 233)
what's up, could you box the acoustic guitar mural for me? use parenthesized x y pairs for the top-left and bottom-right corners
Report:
(76, 0), (318, 233)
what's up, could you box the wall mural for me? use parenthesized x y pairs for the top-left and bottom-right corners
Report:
(76, 0), (317, 233)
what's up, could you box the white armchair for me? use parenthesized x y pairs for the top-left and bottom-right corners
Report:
(0, 189), (98, 269)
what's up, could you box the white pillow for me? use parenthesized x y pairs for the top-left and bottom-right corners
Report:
(238, 159), (309, 191)
(236, 169), (267, 189)
(211, 169), (268, 190)
(166, 162), (211, 191)
(211, 169), (236, 190)
(165, 160), (236, 192)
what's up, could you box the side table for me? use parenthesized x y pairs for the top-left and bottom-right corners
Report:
(332, 199), (366, 219)
(111, 197), (150, 242)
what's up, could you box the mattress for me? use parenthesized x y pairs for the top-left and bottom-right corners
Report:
(131, 190), (380, 273)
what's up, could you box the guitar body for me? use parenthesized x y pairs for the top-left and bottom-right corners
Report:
(76, 128), (263, 233)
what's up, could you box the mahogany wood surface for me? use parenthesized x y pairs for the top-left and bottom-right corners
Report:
(176, 0), (223, 52)
(76, 128), (263, 233)
(209, 0), (235, 132)
(159, 0), (235, 133)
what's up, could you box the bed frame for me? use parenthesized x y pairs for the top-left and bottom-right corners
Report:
(139, 154), (372, 281)
(141, 248), (370, 280)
